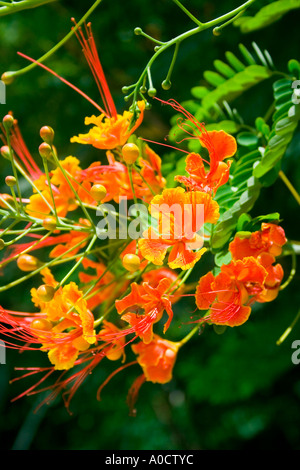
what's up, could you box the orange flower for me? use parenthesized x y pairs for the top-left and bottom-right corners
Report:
(82, 146), (165, 203)
(115, 277), (176, 344)
(25, 156), (94, 219)
(71, 101), (145, 150)
(195, 257), (268, 327)
(175, 130), (236, 194)
(138, 187), (219, 270)
(229, 223), (287, 260)
(229, 223), (287, 303)
(29, 269), (96, 369)
(132, 334), (179, 384)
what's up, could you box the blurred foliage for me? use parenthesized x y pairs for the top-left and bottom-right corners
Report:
(0, 0), (300, 451)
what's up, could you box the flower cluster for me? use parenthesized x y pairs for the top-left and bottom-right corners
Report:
(0, 22), (288, 415)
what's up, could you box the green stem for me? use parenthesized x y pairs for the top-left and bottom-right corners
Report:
(51, 152), (95, 229)
(279, 170), (300, 205)
(57, 234), (97, 287)
(3, 0), (104, 79)
(178, 325), (199, 347)
(128, 164), (139, 206)
(130, 0), (257, 108)
(276, 309), (300, 346)
(0, 0), (57, 18)
(171, 0), (203, 26)
(42, 157), (59, 222)
(279, 250), (297, 291)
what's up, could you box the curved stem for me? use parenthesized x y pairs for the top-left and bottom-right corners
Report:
(276, 309), (300, 346)
(0, 0), (57, 18)
(129, 0), (257, 109)
(3, 0), (104, 80)
(178, 325), (199, 347)
(279, 170), (300, 205)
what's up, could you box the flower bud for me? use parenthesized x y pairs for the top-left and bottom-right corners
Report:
(2, 114), (14, 130)
(0, 239), (5, 250)
(42, 217), (57, 231)
(148, 88), (157, 98)
(122, 253), (141, 272)
(134, 27), (142, 35)
(161, 79), (172, 90)
(36, 284), (55, 302)
(122, 143), (140, 165)
(40, 126), (55, 145)
(31, 318), (53, 331)
(0, 193), (14, 208)
(17, 254), (41, 272)
(1, 71), (14, 85)
(5, 175), (16, 187)
(1, 145), (11, 160)
(90, 184), (107, 202)
(39, 142), (52, 159)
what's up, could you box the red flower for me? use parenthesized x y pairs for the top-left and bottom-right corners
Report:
(132, 334), (179, 384)
(138, 187), (219, 270)
(115, 277), (176, 343)
(175, 130), (237, 194)
(229, 223), (287, 302)
(195, 257), (268, 327)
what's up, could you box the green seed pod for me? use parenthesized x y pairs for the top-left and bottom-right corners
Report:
(1, 71), (14, 85)
(148, 88), (157, 98)
(161, 79), (172, 90)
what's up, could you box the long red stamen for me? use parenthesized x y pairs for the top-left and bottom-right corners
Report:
(0, 119), (42, 180)
(17, 52), (106, 115)
(72, 20), (117, 119)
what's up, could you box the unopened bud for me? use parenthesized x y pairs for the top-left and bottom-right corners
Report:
(40, 126), (55, 145)
(161, 79), (172, 90)
(42, 217), (57, 231)
(1, 145), (11, 160)
(17, 254), (42, 272)
(39, 142), (52, 159)
(5, 175), (16, 187)
(0, 239), (5, 250)
(36, 284), (55, 302)
(2, 114), (14, 130)
(122, 143), (140, 165)
(1, 71), (14, 85)
(0, 193), (14, 208)
(134, 27), (142, 35)
(90, 184), (107, 202)
(122, 253), (141, 272)
(148, 88), (157, 98)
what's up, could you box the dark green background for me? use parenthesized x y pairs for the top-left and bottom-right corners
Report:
(0, 0), (300, 450)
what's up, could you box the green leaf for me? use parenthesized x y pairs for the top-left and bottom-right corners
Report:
(237, 132), (259, 148)
(234, 0), (300, 33)
(253, 77), (300, 178)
